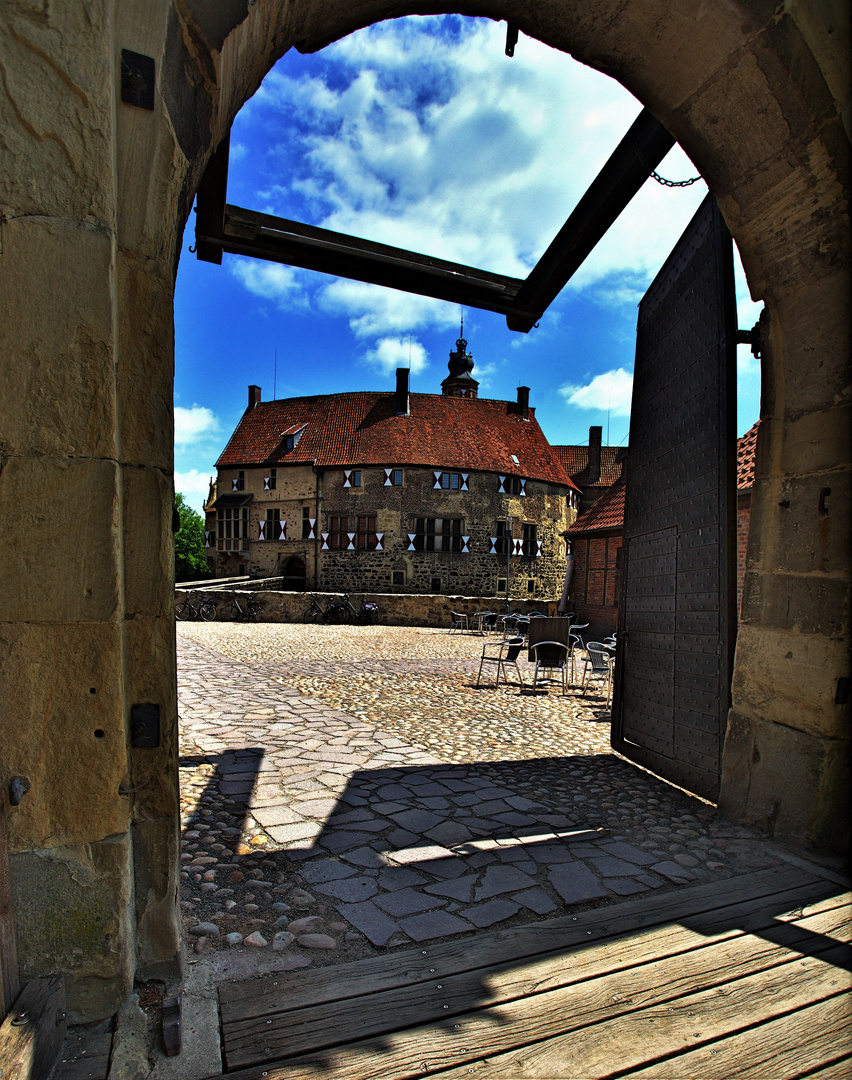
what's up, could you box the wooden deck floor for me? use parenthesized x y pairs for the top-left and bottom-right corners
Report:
(213, 864), (851, 1079)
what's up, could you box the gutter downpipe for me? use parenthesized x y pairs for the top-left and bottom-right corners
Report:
(312, 461), (321, 590)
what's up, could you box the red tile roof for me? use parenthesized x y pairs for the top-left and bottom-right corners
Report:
(217, 392), (579, 489)
(737, 421), (760, 490)
(567, 421), (760, 534)
(552, 444), (624, 487)
(567, 476), (626, 534)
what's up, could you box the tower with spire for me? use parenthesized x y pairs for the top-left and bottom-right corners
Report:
(441, 314), (479, 398)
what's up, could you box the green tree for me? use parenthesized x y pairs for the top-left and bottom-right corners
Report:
(174, 492), (211, 582)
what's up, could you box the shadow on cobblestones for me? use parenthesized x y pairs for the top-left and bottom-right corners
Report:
(177, 625), (789, 975)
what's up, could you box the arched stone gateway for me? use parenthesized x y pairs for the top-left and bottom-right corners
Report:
(0, 0), (847, 1021)
(279, 555), (308, 591)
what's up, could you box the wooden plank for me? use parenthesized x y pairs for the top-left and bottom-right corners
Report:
(219, 865), (825, 1020)
(216, 941), (850, 1080)
(795, 1056), (852, 1079)
(0, 975), (66, 1080)
(52, 1028), (113, 1080)
(222, 897), (851, 1068)
(626, 994), (852, 1079)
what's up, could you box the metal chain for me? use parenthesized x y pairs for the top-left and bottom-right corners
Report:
(649, 169), (702, 188)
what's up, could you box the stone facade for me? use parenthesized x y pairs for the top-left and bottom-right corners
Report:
(208, 372), (579, 601)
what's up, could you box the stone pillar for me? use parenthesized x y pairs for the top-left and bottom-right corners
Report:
(718, 288), (851, 853)
(0, 0), (183, 1020)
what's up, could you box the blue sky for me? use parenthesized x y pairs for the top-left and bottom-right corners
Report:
(174, 15), (763, 513)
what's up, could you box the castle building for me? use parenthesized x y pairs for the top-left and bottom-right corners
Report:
(205, 335), (580, 598)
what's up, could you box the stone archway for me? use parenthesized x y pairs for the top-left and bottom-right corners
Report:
(279, 555), (308, 592)
(0, 0), (847, 1022)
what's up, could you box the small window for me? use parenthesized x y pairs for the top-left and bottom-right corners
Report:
(527, 579), (536, 594)
(267, 468), (277, 490)
(494, 519), (511, 556)
(356, 514), (379, 551)
(352, 469), (362, 487)
(264, 508), (280, 539)
(522, 522), (537, 557)
(236, 470), (245, 491)
(327, 515), (348, 550)
(430, 577), (442, 594)
(238, 563), (246, 575)
(497, 577), (508, 593)
(414, 517), (463, 552)
(302, 506), (312, 539)
(439, 472), (462, 490)
(391, 468), (403, 486)
(392, 570), (405, 586)
(504, 476), (523, 495)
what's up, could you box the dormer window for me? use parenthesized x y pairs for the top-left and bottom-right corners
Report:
(280, 423), (307, 452)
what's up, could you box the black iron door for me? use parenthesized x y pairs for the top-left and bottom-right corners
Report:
(611, 194), (737, 802)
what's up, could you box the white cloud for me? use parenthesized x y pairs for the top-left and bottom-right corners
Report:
(174, 404), (220, 445)
(363, 336), (429, 375)
(229, 259), (307, 308)
(318, 278), (458, 338)
(174, 469), (215, 513)
(229, 16), (766, 340)
(231, 18), (721, 335)
(559, 368), (634, 417)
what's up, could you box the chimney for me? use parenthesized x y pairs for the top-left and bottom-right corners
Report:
(248, 385), (261, 410)
(395, 368), (410, 416)
(587, 425), (602, 484)
(516, 386), (530, 419)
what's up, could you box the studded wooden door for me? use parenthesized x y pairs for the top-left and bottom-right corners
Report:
(611, 194), (737, 802)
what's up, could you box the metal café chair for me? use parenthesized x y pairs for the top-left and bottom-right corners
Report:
(530, 639), (570, 695)
(581, 641), (615, 707)
(448, 611), (469, 634)
(476, 636), (526, 689)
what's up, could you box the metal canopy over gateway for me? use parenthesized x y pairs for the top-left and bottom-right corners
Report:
(194, 109), (676, 333)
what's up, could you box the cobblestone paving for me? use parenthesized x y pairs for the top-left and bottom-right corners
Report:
(177, 622), (787, 977)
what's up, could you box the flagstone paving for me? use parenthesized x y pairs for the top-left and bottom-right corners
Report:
(176, 622), (789, 976)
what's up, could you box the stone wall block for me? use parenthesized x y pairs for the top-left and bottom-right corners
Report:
(768, 273), (852, 416)
(774, 406), (852, 479)
(116, 254), (177, 470)
(124, 617), (179, 822)
(9, 833), (135, 1023)
(0, 218), (116, 461)
(122, 466), (173, 618)
(0, 1), (114, 224)
(719, 709), (850, 852)
(732, 625), (850, 740)
(132, 818), (180, 978)
(0, 622), (131, 851)
(0, 456), (121, 623)
(741, 569), (848, 639)
(757, 470), (850, 575)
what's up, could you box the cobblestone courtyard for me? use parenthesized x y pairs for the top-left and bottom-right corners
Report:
(176, 622), (794, 981)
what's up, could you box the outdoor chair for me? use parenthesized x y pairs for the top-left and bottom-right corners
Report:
(530, 639), (570, 695)
(476, 637), (526, 689)
(448, 611), (469, 634)
(581, 641), (614, 707)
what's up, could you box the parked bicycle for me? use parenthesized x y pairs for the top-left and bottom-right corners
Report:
(323, 594), (358, 624)
(175, 592), (217, 621)
(357, 600), (380, 625)
(303, 593), (327, 623)
(219, 592), (262, 621)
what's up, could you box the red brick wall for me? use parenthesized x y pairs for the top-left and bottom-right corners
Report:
(571, 534), (622, 637)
